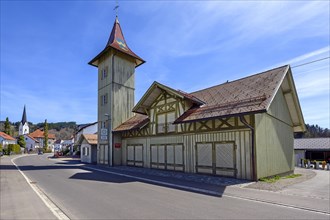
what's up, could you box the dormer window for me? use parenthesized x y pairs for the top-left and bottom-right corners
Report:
(157, 111), (176, 134)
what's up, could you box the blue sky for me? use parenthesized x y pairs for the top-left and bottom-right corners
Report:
(1, 1), (329, 129)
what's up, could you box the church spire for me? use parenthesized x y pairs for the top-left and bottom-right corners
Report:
(21, 105), (27, 125)
(19, 105), (29, 135)
(89, 16), (145, 68)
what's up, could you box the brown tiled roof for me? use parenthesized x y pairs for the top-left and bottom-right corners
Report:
(89, 17), (145, 68)
(0, 131), (16, 141)
(175, 65), (288, 123)
(115, 65), (293, 132)
(82, 134), (98, 145)
(29, 129), (56, 139)
(113, 114), (149, 132)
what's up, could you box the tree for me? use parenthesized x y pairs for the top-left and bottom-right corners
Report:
(4, 117), (10, 135)
(44, 119), (48, 150)
(17, 135), (26, 149)
(295, 124), (330, 138)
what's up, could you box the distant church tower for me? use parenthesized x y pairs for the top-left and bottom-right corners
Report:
(19, 105), (29, 135)
(89, 16), (145, 166)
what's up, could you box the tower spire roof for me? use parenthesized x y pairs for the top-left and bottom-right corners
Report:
(89, 16), (145, 68)
(21, 105), (27, 125)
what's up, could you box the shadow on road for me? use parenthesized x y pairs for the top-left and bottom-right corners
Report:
(1, 156), (250, 198)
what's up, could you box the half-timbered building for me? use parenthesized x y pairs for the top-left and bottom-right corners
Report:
(89, 16), (306, 180)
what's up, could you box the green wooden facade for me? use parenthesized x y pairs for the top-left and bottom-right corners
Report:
(89, 17), (305, 180)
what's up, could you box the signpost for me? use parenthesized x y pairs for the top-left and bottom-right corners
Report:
(101, 128), (107, 140)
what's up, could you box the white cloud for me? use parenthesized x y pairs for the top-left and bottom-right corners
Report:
(287, 46), (330, 67)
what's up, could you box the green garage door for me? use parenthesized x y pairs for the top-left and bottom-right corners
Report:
(196, 142), (236, 177)
(150, 144), (184, 171)
(127, 145), (143, 167)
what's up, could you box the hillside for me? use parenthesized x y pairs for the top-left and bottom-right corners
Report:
(0, 121), (77, 139)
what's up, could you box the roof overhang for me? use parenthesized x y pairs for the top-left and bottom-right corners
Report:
(266, 65), (306, 132)
(88, 46), (145, 68)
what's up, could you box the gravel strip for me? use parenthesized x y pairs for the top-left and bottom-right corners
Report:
(244, 168), (317, 191)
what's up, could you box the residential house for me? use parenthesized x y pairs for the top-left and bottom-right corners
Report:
(78, 134), (98, 164)
(74, 122), (97, 153)
(0, 131), (17, 148)
(24, 134), (40, 152)
(29, 129), (56, 150)
(62, 138), (74, 151)
(54, 139), (63, 152)
(89, 16), (305, 180)
(294, 138), (330, 165)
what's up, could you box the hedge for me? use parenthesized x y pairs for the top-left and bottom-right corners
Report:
(7, 144), (21, 154)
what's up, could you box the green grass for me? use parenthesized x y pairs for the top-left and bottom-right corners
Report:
(259, 175), (280, 183)
(259, 173), (302, 183)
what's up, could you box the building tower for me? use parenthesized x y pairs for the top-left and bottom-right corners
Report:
(19, 105), (29, 135)
(89, 16), (145, 166)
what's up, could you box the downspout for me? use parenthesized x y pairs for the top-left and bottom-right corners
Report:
(239, 115), (256, 181)
(109, 51), (117, 167)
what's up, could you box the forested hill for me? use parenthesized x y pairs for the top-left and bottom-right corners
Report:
(0, 121), (77, 140)
(297, 124), (330, 138)
(31, 121), (77, 140)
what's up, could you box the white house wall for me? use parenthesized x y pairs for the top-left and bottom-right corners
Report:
(81, 139), (92, 163)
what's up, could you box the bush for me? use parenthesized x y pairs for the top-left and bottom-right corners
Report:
(7, 144), (21, 154)
(3, 148), (10, 155)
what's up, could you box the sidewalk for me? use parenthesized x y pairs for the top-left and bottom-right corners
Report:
(0, 155), (57, 220)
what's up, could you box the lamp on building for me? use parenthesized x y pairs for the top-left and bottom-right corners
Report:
(104, 113), (112, 167)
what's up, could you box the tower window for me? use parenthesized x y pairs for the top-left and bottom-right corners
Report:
(101, 93), (108, 106)
(101, 66), (108, 80)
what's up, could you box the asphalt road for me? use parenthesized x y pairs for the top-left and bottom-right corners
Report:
(2, 154), (329, 219)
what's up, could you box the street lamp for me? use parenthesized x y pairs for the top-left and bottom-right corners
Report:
(104, 113), (111, 167)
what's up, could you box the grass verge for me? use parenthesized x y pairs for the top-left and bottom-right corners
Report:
(259, 174), (302, 183)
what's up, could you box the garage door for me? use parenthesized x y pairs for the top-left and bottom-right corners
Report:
(196, 142), (236, 177)
(150, 144), (184, 171)
(127, 145), (143, 167)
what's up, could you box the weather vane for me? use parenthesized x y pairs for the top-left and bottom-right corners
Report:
(114, 0), (119, 17)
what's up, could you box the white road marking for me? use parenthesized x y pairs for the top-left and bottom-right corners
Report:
(11, 155), (70, 220)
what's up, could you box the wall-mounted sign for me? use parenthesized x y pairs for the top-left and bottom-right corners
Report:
(114, 143), (121, 148)
(101, 128), (108, 136)
(101, 135), (108, 140)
